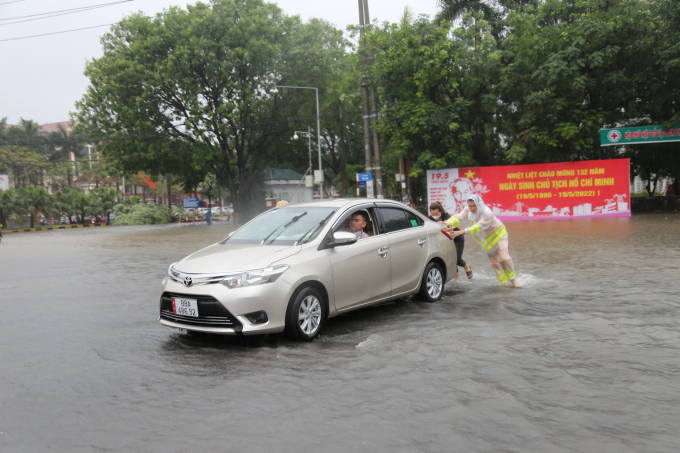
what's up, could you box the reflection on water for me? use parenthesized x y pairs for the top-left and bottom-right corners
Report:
(1, 215), (679, 452)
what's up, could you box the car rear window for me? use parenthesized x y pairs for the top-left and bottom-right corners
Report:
(379, 208), (411, 233)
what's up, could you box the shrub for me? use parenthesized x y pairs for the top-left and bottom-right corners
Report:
(112, 201), (175, 225)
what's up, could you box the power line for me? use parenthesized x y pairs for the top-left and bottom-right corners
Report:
(0, 4), (180, 43)
(0, 23), (114, 42)
(0, 1), (132, 22)
(1, 4), (132, 27)
(0, 0), (25, 6)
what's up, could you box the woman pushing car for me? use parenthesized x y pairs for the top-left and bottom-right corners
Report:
(444, 195), (520, 288)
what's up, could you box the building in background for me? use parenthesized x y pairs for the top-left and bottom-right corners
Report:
(264, 169), (313, 208)
(630, 176), (673, 195)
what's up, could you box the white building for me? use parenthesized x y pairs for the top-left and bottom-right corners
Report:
(264, 169), (314, 204)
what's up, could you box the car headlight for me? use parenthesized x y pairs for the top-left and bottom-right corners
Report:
(167, 262), (178, 280)
(220, 265), (289, 289)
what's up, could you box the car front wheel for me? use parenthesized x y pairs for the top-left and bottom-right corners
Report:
(285, 286), (326, 341)
(418, 262), (444, 302)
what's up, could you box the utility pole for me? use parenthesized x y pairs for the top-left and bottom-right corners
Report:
(399, 155), (407, 198)
(359, 0), (383, 198)
(308, 126), (312, 175)
(166, 174), (172, 210)
(314, 89), (324, 199)
(358, 0), (373, 192)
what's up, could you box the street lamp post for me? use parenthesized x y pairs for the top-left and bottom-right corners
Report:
(272, 85), (323, 199)
(293, 127), (313, 178)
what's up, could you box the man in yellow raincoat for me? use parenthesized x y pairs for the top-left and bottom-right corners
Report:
(445, 195), (520, 288)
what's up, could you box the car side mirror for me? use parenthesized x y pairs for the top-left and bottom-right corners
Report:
(330, 231), (357, 248)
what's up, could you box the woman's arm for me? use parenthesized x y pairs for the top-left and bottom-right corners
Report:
(444, 208), (468, 229)
(465, 211), (494, 235)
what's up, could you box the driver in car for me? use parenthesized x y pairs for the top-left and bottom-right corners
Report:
(342, 212), (369, 239)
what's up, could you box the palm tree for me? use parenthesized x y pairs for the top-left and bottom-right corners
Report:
(49, 125), (80, 189)
(400, 5), (415, 28)
(0, 117), (8, 143)
(435, 0), (497, 24)
(72, 190), (90, 224)
(0, 187), (19, 228)
(4, 119), (48, 187)
(18, 185), (53, 228)
(54, 187), (82, 223)
(89, 187), (119, 224)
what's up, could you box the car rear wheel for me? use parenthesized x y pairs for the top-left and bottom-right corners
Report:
(418, 262), (444, 302)
(285, 286), (326, 341)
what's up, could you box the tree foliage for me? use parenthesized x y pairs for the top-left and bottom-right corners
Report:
(75, 0), (349, 221)
(367, 0), (680, 199)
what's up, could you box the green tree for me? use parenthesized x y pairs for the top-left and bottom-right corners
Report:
(621, 0), (680, 187)
(317, 61), (363, 197)
(0, 187), (19, 228)
(89, 187), (120, 223)
(650, 0), (680, 125)
(72, 190), (90, 224)
(436, 0), (497, 25)
(500, 0), (654, 164)
(48, 124), (80, 189)
(76, 0), (347, 221)
(365, 17), (473, 189)
(17, 185), (53, 228)
(54, 187), (82, 223)
(199, 178), (219, 208)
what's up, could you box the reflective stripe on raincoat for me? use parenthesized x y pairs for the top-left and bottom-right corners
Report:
(444, 206), (508, 255)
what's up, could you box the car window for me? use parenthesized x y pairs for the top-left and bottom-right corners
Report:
(404, 209), (424, 227)
(224, 207), (337, 245)
(333, 208), (376, 237)
(378, 208), (411, 233)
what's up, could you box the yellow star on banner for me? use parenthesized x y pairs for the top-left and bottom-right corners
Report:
(464, 170), (475, 179)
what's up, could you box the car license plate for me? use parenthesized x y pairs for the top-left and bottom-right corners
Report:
(172, 297), (199, 317)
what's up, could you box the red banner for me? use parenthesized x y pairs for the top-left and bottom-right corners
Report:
(427, 159), (630, 219)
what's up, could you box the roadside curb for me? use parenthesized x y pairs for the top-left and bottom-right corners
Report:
(2, 223), (108, 234)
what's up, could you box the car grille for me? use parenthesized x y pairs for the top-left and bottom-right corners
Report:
(160, 292), (243, 330)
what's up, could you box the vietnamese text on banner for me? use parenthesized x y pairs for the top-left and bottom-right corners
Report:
(427, 159), (630, 220)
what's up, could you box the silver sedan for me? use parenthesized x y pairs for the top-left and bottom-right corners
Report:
(159, 199), (457, 341)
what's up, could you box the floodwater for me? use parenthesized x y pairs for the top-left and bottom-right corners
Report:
(1, 214), (679, 452)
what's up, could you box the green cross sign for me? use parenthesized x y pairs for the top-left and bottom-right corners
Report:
(600, 125), (680, 146)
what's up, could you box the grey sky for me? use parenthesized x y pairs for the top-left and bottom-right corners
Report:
(0, 0), (438, 125)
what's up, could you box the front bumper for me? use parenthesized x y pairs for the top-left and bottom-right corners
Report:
(158, 277), (289, 335)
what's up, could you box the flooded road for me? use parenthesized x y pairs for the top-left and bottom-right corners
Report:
(1, 215), (679, 452)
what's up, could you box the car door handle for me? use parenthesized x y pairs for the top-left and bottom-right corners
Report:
(378, 246), (389, 258)
(417, 236), (427, 247)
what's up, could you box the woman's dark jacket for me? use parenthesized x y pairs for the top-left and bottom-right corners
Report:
(428, 212), (464, 244)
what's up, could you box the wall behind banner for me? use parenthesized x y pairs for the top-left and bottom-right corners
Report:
(427, 159), (630, 220)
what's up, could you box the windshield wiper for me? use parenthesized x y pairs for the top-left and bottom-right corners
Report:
(261, 212), (307, 245)
(295, 210), (336, 245)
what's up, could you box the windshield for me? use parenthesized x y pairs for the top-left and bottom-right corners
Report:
(224, 207), (337, 246)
